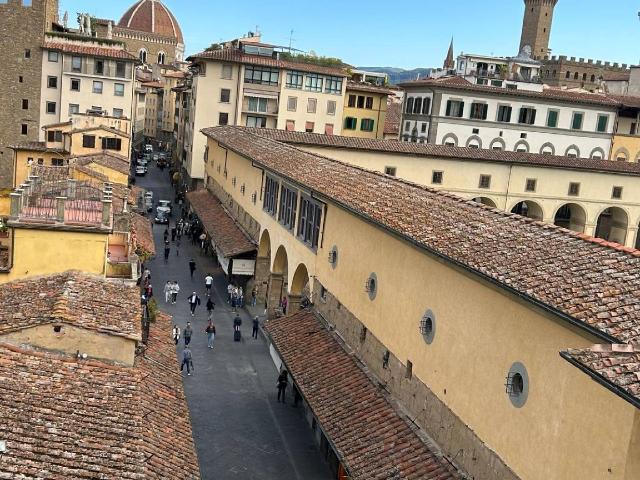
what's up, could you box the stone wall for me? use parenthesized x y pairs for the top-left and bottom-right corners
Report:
(542, 57), (629, 90)
(519, 0), (556, 60)
(313, 277), (520, 480)
(0, 0), (58, 188)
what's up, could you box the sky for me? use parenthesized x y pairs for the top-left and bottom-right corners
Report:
(59, 0), (640, 69)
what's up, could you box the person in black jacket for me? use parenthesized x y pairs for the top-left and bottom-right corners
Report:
(187, 292), (201, 316)
(276, 370), (288, 403)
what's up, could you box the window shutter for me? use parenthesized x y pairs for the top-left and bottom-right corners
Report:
(530, 109), (536, 124)
(423, 98), (431, 115)
(101, 138), (107, 149)
(507, 107), (512, 122)
(458, 102), (464, 117)
(446, 100), (452, 116)
(519, 108), (525, 123)
(482, 104), (488, 120)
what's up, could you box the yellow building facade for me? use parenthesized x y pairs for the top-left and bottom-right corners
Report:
(342, 82), (390, 139)
(199, 126), (640, 480)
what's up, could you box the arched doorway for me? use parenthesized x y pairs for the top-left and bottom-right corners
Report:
(258, 230), (271, 257)
(595, 207), (628, 244)
(472, 197), (497, 208)
(554, 203), (586, 232)
(289, 263), (311, 314)
(510, 201), (543, 220)
(269, 246), (289, 317)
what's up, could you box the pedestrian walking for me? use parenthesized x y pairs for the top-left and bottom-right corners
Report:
(204, 273), (213, 296)
(181, 346), (194, 375)
(163, 228), (169, 243)
(171, 280), (180, 304)
(184, 321), (193, 346)
(164, 281), (172, 303)
(199, 232), (207, 250)
(251, 286), (257, 307)
(252, 316), (259, 339)
(176, 237), (181, 256)
(206, 297), (215, 320)
(238, 286), (244, 307)
(227, 283), (233, 303)
(164, 244), (170, 262)
(276, 370), (288, 403)
(171, 225), (177, 242)
(145, 284), (153, 299)
(189, 259), (196, 279)
(172, 324), (180, 345)
(281, 296), (288, 315)
(233, 314), (242, 341)
(205, 321), (216, 349)
(187, 292), (201, 316)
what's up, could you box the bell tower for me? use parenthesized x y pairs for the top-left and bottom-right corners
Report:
(519, 0), (558, 59)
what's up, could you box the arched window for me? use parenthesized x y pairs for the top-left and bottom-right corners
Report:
(552, 70), (557, 77)
(157, 52), (166, 64)
(590, 74), (596, 82)
(582, 73), (587, 81)
(405, 97), (414, 114)
(139, 48), (147, 63)
(413, 97), (422, 115)
(574, 72), (579, 80)
(565, 71), (571, 79)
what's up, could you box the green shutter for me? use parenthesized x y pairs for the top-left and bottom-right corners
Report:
(458, 102), (464, 117)
(547, 110), (558, 128)
(446, 100), (452, 116)
(482, 104), (488, 120)
(597, 115), (608, 133)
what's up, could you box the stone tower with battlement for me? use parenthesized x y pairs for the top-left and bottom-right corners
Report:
(520, 0), (557, 60)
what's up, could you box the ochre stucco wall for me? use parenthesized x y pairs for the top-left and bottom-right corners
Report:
(342, 90), (388, 139)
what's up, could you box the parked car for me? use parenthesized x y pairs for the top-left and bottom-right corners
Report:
(158, 200), (172, 216)
(144, 144), (153, 153)
(155, 206), (171, 224)
(144, 192), (153, 212)
(135, 166), (146, 176)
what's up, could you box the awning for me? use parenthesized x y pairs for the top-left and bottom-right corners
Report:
(265, 311), (463, 480)
(186, 190), (256, 258)
(243, 91), (279, 100)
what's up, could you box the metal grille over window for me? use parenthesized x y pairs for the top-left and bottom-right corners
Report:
(365, 273), (377, 300)
(419, 309), (436, 344)
(505, 362), (529, 408)
(328, 246), (338, 268)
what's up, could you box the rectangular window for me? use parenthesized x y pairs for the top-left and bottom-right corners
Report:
(324, 76), (343, 94)
(220, 88), (231, 103)
(94, 60), (104, 75)
(297, 195), (322, 249)
(82, 134), (96, 148)
(248, 97), (268, 113)
(286, 120), (295, 131)
(93, 81), (103, 94)
(263, 175), (279, 216)
(46, 101), (56, 114)
(21, 124), (27, 135)
(324, 123), (334, 135)
(218, 112), (229, 125)
(596, 114), (609, 133)
(287, 96), (297, 111)
(518, 107), (536, 125)
(422, 97), (431, 115)
(69, 103), (79, 115)
(51, 158), (64, 167)
(470, 102), (488, 120)
(47, 76), (58, 88)
(327, 100), (336, 115)
(115, 61), (126, 78)
(348, 95), (356, 108)
(285, 70), (304, 89)
(48, 51), (59, 62)
(612, 186), (623, 199)
(568, 182), (580, 196)
(71, 56), (82, 72)
(24, 49), (31, 58)
(246, 116), (267, 128)
(307, 98), (317, 114)
(547, 110), (559, 128)
(630, 123), (637, 135)
(278, 185), (298, 230)
(221, 64), (233, 79)
(21, 99), (28, 110)
(525, 178), (537, 192)
(305, 74), (323, 92)
(445, 100), (464, 117)
(244, 66), (279, 86)
(344, 117), (357, 130)
(385, 167), (397, 176)
(361, 119), (375, 132)
(479, 174), (491, 189)
(101, 137), (122, 151)
(357, 96), (365, 108)
(421, 123), (427, 133)
(71, 78), (80, 91)
(571, 112), (584, 130)
(47, 130), (62, 142)
(114, 83), (125, 96)
(365, 97), (374, 109)
(113, 108), (123, 118)
(305, 121), (314, 133)
(497, 105), (512, 122)
(432, 171), (443, 184)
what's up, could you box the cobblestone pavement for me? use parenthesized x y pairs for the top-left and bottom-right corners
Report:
(137, 163), (332, 480)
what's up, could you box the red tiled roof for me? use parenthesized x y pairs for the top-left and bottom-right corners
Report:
(265, 311), (463, 479)
(561, 345), (640, 409)
(142, 80), (165, 88)
(71, 125), (131, 138)
(606, 94), (640, 109)
(118, 0), (184, 43)
(8, 141), (66, 154)
(384, 102), (401, 136)
(186, 189), (256, 257)
(131, 212), (156, 257)
(603, 72), (630, 82)
(202, 126), (640, 344)
(188, 48), (349, 77)
(0, 272), (141, 340)
(346, 81), (394, 95)
(399, 76), (619, 107)
(248, 128), (640, 176)
(43, 41), (138, 61)
(73, 151), (131, 175)
(0, 312), (200, 478)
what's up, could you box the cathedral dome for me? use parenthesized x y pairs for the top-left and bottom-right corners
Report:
(118, 0), (183, 44)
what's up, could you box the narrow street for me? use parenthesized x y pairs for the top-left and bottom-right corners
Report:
(136, 162), (332, 480)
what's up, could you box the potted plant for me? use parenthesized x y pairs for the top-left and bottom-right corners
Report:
(0, 218), (9, 238)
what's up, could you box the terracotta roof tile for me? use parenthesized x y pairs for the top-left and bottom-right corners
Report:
(384, 102), (402, 136)
(0, 272), (142, 340)
(72, 151), (131, 175)
(247, 128), (640, 176)
(188, 48), (349, 77)
(43, 41), (138, 61)
(131, 212), (156, 257)
(265, 311), (463, 479)
(561, 345), (640, 408)
(71, 125), (131, 138)
(186, 189), (256, 257)
(118, 0), (184, 43)
(0, 311), (200, 478)
(202, 126), (640, 344)
(8, 141), (66, 154)
(399, 76), (619, 107)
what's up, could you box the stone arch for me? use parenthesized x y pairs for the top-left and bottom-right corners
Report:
(441, 133), (459, 147)
(634, 152), (640, 163)
(539, 142), (555, 155)
(258, 229), (271, 257)
(157, 51), (166, 64)
(489, 138), (506, 151)
(138, 48), (148, 63)
(589, 147), (606, 160)
(272, 245), (288, 275)
(287, 263), (312, 315)
(565, 145), (580, 158)
(595, 206), (628, 244)
(510, 200), (544, 220)
(614, 147), (630, 162)
(514, 140), (530, 153)
(554, 203), (586, 232)
(267, 245), (289, 317)
(465, 135), (482, 149)
(472, 197), (497, 208)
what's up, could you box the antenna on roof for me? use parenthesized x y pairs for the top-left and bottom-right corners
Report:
(288, 29), (295, 52)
